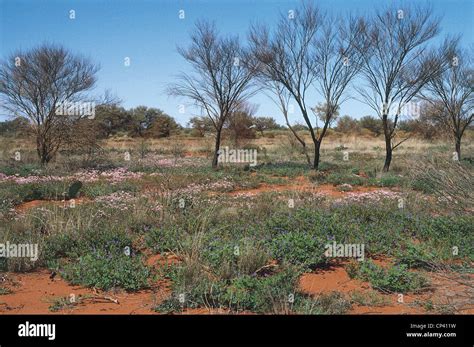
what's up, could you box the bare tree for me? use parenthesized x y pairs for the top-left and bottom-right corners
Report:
(311, 14), (366, 165)
(356, 5), (443, 171)
(168, 21), (256, 168)
(250, 4), (363, 169)
(422, 42), (473, 160)
(249, 4), (320, 168)
(264, 81), (312, 165)
(0, 44), (99, 164)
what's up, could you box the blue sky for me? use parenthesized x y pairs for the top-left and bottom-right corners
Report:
(0, 0), (473, 125)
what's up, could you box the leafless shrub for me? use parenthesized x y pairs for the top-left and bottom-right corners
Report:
(408, 157), (473, 210)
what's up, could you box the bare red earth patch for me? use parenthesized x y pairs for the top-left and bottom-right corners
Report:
(15, 197), (90, 213)
(0, 268), (169, 314)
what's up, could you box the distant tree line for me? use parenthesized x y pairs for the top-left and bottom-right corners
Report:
(0, 105), (180, 139)
(92, 105), (180, 139)
(188, 104), (283, 140)
(0, 104), (283, 140)
(0, 104), (469, 143)
(334, 105), (462, 140)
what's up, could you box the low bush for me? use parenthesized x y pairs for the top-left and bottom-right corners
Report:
(0, 180), (70, 205)
(395, 243), (437, 269)
(200, 237), (270, 279)
(375, 174), (404, 187)
(267, 231), (326, 270)
(157, 267), (301, 314)
(81, 180), (140, 198)
(61, 252), (150, 291)
(295, 291), (352, 314)
(326, 172), (365, 186)
(347, 260), (429, 293)
(145, 227), (182, 254)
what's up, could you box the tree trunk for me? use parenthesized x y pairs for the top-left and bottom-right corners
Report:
(313, 141), (321, 170)
(383, 141), (392, 172)
(382, 115), (392, 172)
(212, 127), (223, 168)
(455, 136), (461, 161)
(37, 137), (46, 165)
(285, 119), (311, 167)
(36, 134), (52, 165)
(313, 112), (332, 170)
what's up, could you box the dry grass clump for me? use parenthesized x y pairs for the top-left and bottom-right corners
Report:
(408, 156), (473, 210)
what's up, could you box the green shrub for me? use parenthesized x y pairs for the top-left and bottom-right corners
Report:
(42, 224), (134, 271)
(157, 267), (301, 314)
(411, 216), (474, 260)
(295, 292), (352, 314)
(0, 180), (69, 205)
(155, 265), (226, 312)
(267, 231), (326, 270)
(0, 198), (14, 218)
(61, 252), (150, 291)
(145, 227), (182, 253)
(350, 290), (389, 307)
(334, 145), (348, 151)
(67, 181), (83, 199)
(347, 260), (429, 293)
(411, 178), (435, 193)
(43, 232), (80, 265)
(197, 233), (270, 279)
(157, 265), (353, 314)
(223, 270), (300, 313)
(0, 224), (45, 272)
(0, 163), (42, 177)
(326, 172), (365, 186)
(48, 296), (77, 312)
(82, 180), (139, 198)
(254, 162), (308, 177)
(376, 174), (404, 187)
(396, 243), (437, 269)
(0, 286), (12, 295)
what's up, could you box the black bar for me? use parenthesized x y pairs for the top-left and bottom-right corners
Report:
(0, 314), (472, 345)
